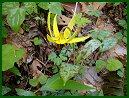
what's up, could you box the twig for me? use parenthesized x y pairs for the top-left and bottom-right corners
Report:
(74, 2), (78, 15)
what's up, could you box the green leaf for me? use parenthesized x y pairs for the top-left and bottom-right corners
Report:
(100, 37), (117, 52)
(106, 58), (123, 71)
(2, 86), (11, 95)
(97, 30), (111, 41)
(29, 78), (39, 87)
(75, 13), (91, 26)
(15, 89), (36, 96)
(2, 2), (19, 15)
(2, 44), (26, 71)
(42, 74), (95, 91)
(115, 32), (123, 41)
(22, 2), (37, 15)
(91, 30), (111, 41)
(48, 52), (57, 61)
(118, 19), (127, 29)
(33, 37), (42, 45)
(122, 37), (127, 44)
(96, 60), (107, 71)
(117, 68), (124, 78)
(54, 57), (62, 66)
(38, 2), (49, 10)
(6, 7), (25, 33)
(60, 63), (80, 85)
(2, 27), (8, 38)
(9, 66), (21, 77)
(76, 39), (101, 64)
(59, 54), (67, 61)
(38, 75), (48, 84)
(48, 2), (64, 15)
(87, 6), (101, 17)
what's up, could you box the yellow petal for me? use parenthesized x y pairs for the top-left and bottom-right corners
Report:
(64, 14), (76, 39)
(53, 14), (60, 37)
(47, 12), (52, 37)
(67, 36), (90, 43)
(59, 33), (68, 44)
(67, 29), (78, 43)
(47, 34), (54, 42)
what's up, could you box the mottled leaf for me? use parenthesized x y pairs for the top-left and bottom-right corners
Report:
(60, 63), (80, 85)
(100, 37), (117, 52)
(16, 89), (36, 96)
(2, 86), (11, 95)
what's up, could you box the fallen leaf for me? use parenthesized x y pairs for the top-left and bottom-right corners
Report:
(89, 2), (106, 11)
(30, 60), (43, 78)
(61, 3), (81, 14)
(93, 17), (116, 32)
(58, 15), (71, 26)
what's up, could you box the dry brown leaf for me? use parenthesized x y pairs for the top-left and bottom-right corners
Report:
(30, 60), (43, 78)
(61, 2), (81, 14)
(89, 2), (106, 11)
(58, 15), (71, 26)
(93, 17), (116, 32)
(79, 2), (88, 13)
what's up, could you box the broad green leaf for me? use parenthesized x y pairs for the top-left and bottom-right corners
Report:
(2, 2), (19, 15)
(60, 63), (80, 85)
(96, 60), (107, 71)
(2, 86), (11, 95)
(76, 39), (101, 64)
(100, 37), (117, 52)
(48, 2), (64, 15)
(106, 58), (123, 71)
(38, 2), (49, 10)
(7, 7), (25, 33)
(15, 89), (36, 96)
(29, 78), (39, 87)
(9, 66), (21, 77)
(2, 27), (8, 38)
(22, 2), (37, 15)
(38, 75), (48, 84)
(33, 37), (42, 45)
(2, 44), (26, 71)
(75, 13), (91, 26)
(42, 74), (95, 91)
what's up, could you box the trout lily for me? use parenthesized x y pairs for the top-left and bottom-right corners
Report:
(47, 12), (90, 44)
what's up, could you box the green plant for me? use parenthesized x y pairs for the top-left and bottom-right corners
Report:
(2, 86), (11, 96)
(76, 39), (102, 64)
(41, 74), (95, 91)
(15, 89), (36, 96)
(90, 30), (118, 52)
(2, 44), (26, 71)
(96, 58), (123, 71)
(33, 37), (42, 45)
(87, 5), (102, 17)
(75, 13), (91, 26)
(29, 75), (48, 87)
(38, 2), (64, 15)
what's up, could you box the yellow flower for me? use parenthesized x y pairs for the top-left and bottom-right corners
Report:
(47, 12), (90, 44)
